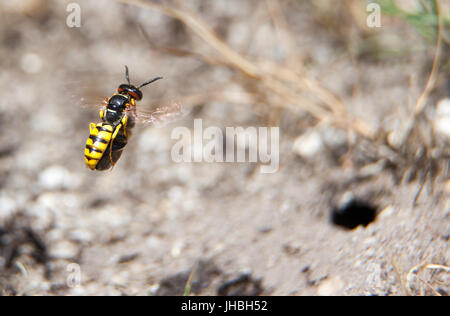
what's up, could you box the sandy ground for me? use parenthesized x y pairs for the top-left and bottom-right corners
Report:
(0, 0), (449, 296)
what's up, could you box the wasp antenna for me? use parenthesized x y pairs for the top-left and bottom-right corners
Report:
(125, 65), (131, 85)
(138, 76), (163, 89)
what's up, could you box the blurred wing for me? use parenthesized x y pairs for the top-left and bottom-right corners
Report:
(66, 83), (109, 111)
(79, 93), (108, 110)
(131, 101), (186, 127)
(63, 70), (122, 111)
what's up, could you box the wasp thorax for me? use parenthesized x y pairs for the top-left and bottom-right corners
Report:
(105, 94), (128, 123)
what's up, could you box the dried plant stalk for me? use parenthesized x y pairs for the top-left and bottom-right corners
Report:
(119, 0), (377, 138)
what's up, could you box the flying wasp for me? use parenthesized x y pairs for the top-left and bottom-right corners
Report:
(84, 66), (178, 171)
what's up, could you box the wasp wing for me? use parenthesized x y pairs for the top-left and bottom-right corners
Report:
(65, 69), (122, 110)
(129, 101), (186, 127)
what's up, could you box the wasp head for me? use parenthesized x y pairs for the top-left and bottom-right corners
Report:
(118, 84), (143, 101)
(118, 66), (163, 102)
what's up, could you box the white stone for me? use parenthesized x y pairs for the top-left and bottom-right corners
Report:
(38, 165), (81, 190)
(0, 194), (16, 221)
(68, 228), (94, 243)
(50, 241), (79, 259)
(434, 99), (450, 138)
(292, 131), (323, 158)
(20, 53), (42, 74)
(317, 276), (344, 296)
(379, 205), (395, 220)
(27, 194), (56, 229)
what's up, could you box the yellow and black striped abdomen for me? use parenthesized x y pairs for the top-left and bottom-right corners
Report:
(84, 123), (114, 170)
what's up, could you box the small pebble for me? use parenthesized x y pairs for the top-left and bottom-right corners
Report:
(50, 241), (79, 260)
(68, 229), (94, 244)
(0, 194), (17, 221)
(20, 53), (42, 74)
(38, 165), (81, 191)
(434, 99), (450, 138)
(317, 276), (344, 296)
(292, 131), (323, 158)
(379, 205), (395, 220)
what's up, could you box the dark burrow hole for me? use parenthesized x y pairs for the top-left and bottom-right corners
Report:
(331, 199), (378, 230)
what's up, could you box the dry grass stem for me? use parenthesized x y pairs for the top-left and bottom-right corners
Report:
(118, 0), (376, 138)
(413, 0), (443, 116)
(406, 262), (450, 296)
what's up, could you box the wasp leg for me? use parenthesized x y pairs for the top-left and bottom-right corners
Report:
(121, 115), (128, 138)
(109, 144), (115, 171)
(109, 123), (124, 167)
(111, 124), (122, 143)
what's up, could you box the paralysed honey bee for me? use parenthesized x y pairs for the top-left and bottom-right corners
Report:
(84, 66), (181, 171)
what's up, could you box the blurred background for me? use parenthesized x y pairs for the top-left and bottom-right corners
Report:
(0, 0), (449, 296)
